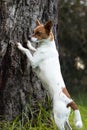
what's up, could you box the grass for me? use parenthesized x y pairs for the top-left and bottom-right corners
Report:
(69, 93), (87, 130)
(0, 93), (87, 130)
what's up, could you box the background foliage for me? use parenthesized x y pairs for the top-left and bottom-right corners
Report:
(58, 0), (87, 93)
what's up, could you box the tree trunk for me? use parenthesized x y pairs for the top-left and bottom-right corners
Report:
(0, 0), (58, 120)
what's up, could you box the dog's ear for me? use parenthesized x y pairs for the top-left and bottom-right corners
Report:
(44, 20), (53, 34)
(36, 19), (41, 26)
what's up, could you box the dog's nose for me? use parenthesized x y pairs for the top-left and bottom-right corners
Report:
(28, 35), (31, 40)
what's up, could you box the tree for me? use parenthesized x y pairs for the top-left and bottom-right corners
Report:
(0, 0), (58, 120)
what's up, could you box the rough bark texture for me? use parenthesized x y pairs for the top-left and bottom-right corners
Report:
(0, 0), (58, 120)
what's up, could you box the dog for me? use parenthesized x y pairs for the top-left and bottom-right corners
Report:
(16, 20), (83, 130)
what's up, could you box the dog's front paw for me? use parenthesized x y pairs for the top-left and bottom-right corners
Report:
(27, 40), (36, 51)
(27, 40), (31, 46)
(16, 42), (21, 47)
(16, 42), (22, 49)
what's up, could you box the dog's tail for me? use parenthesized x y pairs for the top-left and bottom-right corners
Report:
(74, 110), (83, 128)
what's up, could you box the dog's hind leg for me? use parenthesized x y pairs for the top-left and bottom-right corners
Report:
(67, 101), (83, 128)
(53, 101), (69, 130)
(54, 113), (65, 130)
(62, 87), (83, 128)
(64, 121), (72, 130)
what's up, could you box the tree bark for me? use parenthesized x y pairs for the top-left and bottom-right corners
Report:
(0, 0), (58, 120)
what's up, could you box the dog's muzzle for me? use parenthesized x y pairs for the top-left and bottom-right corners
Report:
(28, 35), (38, 43)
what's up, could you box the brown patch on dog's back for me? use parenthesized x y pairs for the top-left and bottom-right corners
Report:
(62, 87), (71, 98)
(67, 101), (78, 110)
(62, 87), (78, 110)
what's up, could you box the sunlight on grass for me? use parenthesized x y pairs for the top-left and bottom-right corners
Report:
(0, 93), (87, 130)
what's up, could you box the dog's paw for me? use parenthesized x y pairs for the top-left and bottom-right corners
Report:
(74, 110), (83, 129)
(27, 40), (36, 51)
(16, 42), (23, 51)
(16, 42), (22, 48)
(27, 40), (31, 46)
(75, 121), (83, 128)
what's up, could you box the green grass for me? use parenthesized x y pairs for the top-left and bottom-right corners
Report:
(0, 93), (87, 130)
(69, 93), (87, 130)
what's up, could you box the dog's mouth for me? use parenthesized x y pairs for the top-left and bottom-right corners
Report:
(28, 36), (38, 43)
(31, 37), (38, 43)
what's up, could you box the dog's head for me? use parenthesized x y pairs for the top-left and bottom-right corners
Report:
(29, 20), (54, 43)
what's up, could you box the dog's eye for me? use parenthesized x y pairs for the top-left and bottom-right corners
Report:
(35, 31), (41, 36)
(32, 30), (35, 34)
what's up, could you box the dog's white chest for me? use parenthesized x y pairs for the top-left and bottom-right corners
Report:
(32, 42), (65, 97)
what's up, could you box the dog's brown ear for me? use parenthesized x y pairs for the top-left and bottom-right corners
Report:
(36, 19), (41, 26)
(44, 20), (53, 34)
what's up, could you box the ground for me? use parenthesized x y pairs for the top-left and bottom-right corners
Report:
(0, 93), (87, 130)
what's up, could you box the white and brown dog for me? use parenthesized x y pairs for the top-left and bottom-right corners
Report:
(16, 20), (83, 130)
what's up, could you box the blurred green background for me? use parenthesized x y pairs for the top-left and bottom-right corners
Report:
(58, 0), (87, 93)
